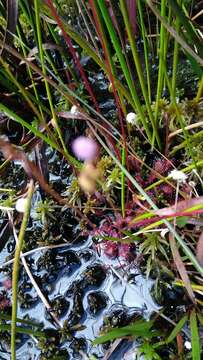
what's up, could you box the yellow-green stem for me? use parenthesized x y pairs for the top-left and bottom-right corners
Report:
(0, 58), (42, 120)
(196, 76), (203, 103)
(11, 181), (34, 360)
(34, 0), (72, 163)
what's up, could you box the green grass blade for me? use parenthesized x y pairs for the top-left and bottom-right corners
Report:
(166, 312), (188, 343)
(0, 57), (42, 121)
(16, 25), (46, 123)
(0, 324), (45, 337)
(154, 0), (167, 128)
(119, 0), (161, 149)
(196, 76), (203, 102)
(34, 0), (70, 161)
(137, 0), (151, 103)
(146, 0), (203, 67)
(190, 309), (201, 360)
(170, 0), (203, 58)
(171, 0), (182, 98)
(97, 0), (152, 143)
(0, 103), (57, 150)
(0, 103), (80, 166)
(0, 312), (43, 327)
(93, 320), (154, 345)
(163, 66), (198, 167)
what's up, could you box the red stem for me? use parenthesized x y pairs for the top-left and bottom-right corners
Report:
(89, 0), (128, 162)
(45, 0), (100, 112)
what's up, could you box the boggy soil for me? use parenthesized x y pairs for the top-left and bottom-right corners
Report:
(0, 148), (160, 360)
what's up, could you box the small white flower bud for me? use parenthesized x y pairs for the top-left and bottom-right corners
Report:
(126, 112), (138, 125)
(15, 198), (28, 213)
(168, 169), (187, 183)
(70, 105), (78, 115)
(184, 341), (192, 350)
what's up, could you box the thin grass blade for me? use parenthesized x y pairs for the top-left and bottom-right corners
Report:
(190, 309), (201, 360)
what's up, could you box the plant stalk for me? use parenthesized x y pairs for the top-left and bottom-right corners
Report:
(11, 180), (34, 360)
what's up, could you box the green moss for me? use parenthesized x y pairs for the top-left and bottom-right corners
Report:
(57, 0), (78, 16)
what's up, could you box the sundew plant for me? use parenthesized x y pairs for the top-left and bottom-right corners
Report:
(0, 1), (203, 359)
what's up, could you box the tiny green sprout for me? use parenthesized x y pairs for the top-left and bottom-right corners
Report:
(0, 196), (15, 215)
(60, 320), (86, 341)
(33, 199), (55, 224)
(62, 176), (82, 208)
(139, 233), (169, 278)
(104, 167), (121, 192)
(83, 198), (97, 216)
(97, 156), (113, 175)
(137, 341), (162, 360)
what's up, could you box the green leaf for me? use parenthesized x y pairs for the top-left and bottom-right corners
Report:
(42, 5), (134, 108)
(0, 103), (59, 151)
(93, 320), (154, 345)
(102, 236), (121, 242)
(197, 313), (203, 327)
(97, 0), (153, 143)
(169, 0), (203, 58)
(146, 0), (203, 68)
(176, 217), (188, 228)
(0, 323), (44, 337)
(138, 341), (162, 360)
(190, 309), (201, 360)
(166, 314), (188, 343)
(0, 312), (42, 328)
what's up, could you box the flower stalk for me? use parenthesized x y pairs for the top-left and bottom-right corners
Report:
(11, 180), (34, 360)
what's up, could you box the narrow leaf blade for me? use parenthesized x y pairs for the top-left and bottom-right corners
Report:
(190, 309), (201, 360)
(166, 314), (188, 343)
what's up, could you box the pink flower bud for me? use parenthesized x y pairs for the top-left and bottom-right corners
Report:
(72, 136), (98, 161)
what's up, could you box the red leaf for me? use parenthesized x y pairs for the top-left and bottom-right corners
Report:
(169, 233), (195, 304)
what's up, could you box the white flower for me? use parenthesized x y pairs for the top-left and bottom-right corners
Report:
(15, 198), (28, 213)
(126, 112), (138, 125)
(184, 341), (192, 350)
(70, 105), (78, 115)
(168, 169), (187, 183)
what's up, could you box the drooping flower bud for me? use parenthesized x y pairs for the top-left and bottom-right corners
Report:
(72, 136), (98, 161)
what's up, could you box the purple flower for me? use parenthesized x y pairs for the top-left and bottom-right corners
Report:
(72, 136), (98, 161)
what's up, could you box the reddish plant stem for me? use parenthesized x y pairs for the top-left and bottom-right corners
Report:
(45, 0), (100, 112)
(131, 208), (203, 229)
(89, 0), (129, 187)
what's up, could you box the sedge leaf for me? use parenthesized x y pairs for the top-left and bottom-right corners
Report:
(190, 309), (201, 360)
(166, 314), (188, 343)
(93, 320), (154, 345)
